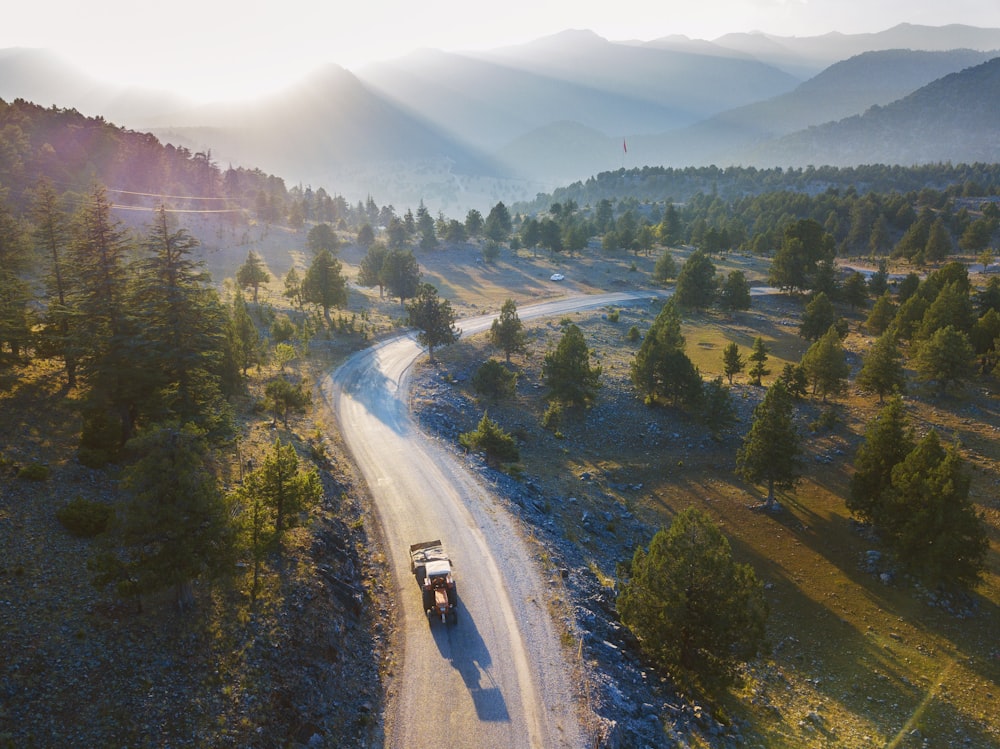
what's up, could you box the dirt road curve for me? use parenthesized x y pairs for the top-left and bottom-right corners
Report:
(322, 291), (652, 749)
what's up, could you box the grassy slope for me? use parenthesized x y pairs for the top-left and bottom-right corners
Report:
(405, 242), (1000, 748)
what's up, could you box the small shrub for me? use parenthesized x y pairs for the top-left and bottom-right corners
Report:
(472, 359), (517, 400)
(627, 325), (641, 342)
(271, 314), (296, 343)
(57, 497), (114, 538)
(811, 407), (839, 432)
(17, 463), (50, 481)
(459, 413), (519, 463)
(541, 401), (562, 431)
(607, 309), (620, 323)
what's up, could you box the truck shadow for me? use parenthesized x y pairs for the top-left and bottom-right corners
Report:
(430, 605), (511, 723)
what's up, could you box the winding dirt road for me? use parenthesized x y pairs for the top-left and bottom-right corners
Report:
(322, 291), (653, 748)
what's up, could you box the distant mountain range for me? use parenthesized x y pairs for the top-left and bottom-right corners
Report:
(2, 23), (1000, 213)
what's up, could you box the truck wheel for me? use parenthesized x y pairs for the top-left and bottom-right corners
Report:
(422, 589), (434, 613)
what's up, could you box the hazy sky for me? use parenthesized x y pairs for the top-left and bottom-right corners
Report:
(5, 0), (1000, 100)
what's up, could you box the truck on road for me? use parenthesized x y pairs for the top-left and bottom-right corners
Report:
(409, 540), (458, 624)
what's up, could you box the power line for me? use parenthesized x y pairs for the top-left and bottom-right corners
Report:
(106, 187), (231, 202)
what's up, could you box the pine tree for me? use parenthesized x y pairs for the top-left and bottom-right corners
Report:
(719, 270), (751, 315)
(651, 250), (678, 283)
(701, 377), (737, 441)
(381, 249), (421, 305)
(865, 292), (896, 335)
(747, 336), (770, 386)
(70, 185), (139, 446)
(721, 341), (744, 384)
(302, 248), (348, 325)
(406, 283), (460, 362)
(674, 249), (717, 310)
(31, 178), (76, 385)
(884, 431), (987, 588)
(543, 323), (601, 406)
(848, 395), (913, 526)
(133, 207), (231, 433)
(236, 250), (269, 304)
(801, 326), (849, 402)
(737, 381), (800, 508)
(857, 331), (906, 402)
(241, 438), (322, 541)
(800, 291), (838, 341)
(357, 242), (390, 298)
(100, 423), (235, 612)
(489, 298), (526, 363)
(617, 508), (768, 693)
(913, 325), (974, 396)
(631, 300), (701, 408)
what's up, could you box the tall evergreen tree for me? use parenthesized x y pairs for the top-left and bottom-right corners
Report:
(865, 292), (896, 335)
(95, 423), (235, 612)
(913, 325), (974, 396)
(302, 248), (348, 325)
(800, 291), (838, 341)
(848, 395), (913, 526)
(406, 283), (460, 363)
(718, 270), (751, 315)
(489, 298), (526, 363)
(543, 323), (601, 406)
(236, 251), (269, 304)
(737, 381), (800, 508)
(747, 336), (770, 386)
(856, 331), (906, 402)
(31, 178), (76, 385)
(381, 249), (421, 305)
(722, 341), (744, 385)
(70, 185), (139, 445)
(134, 206), (230, 432)
(617, 508), (768, 693)
(357, 242), (390, 298)
(801, 326), (850, 402)
(631, 299), (702, 408)
(674, 249), (717, 310)
(241, 437), (322, 541)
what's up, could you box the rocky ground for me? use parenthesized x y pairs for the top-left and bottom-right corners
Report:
(0, 358), (390, 748)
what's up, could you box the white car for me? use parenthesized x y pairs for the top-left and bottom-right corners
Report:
(549, 273), (565, 281)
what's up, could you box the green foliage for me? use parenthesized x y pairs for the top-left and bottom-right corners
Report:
(357, 242), (390, 297)
(842, 271), (869, 310)
(606, 308), (620, 323)
(769, 219), (835, 293)
(674, 249), (717, 310)
(848, 395), (914, 526)
(747, 336), (770, 386)
(301, 248), (348, 323)
(777, 362), (808, 400)
(459, 413), (519, 463)
(265, 377), (311, 426)
(236, 250), (269, 304)
(16, 463), (50, 481)
(801, 326), (850, 401)
(865, 292), (896, 335)
(306, 222), (339, 254)
(626, 325), (641, 342)
(481, 240), (501, 263)
(799, 292), (838, 341)
(271, 314), (296, 343)
(883, 431), (987, 588)
(94, 423), (235, 610)
(701, 377), (737, 441)
(737, 381), (800, 506)
(857, 331), (906, 402)
(631, 300), (702, 409)
(472, 359), (517, 401)
(913, 325), (975, 396)
(489, 298), (526, 363)
(652, 250), (678, 283)
(718, 270), (751, 314)
(240, 437), (323, 541)
(543, 323), (601, 406)
(617, 508), (768, 694)
(57, 497), (113, 537)
(406, 283), (460, 362)
(721, 341), (744, 384)
(381, 249), (421, 304)
(541, 401), (562, 432)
